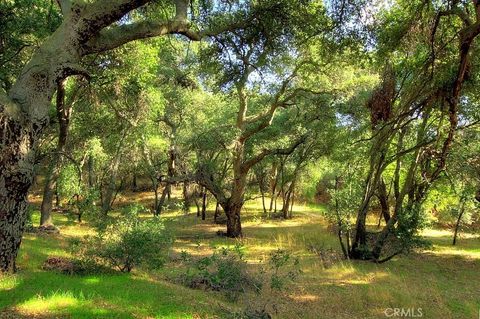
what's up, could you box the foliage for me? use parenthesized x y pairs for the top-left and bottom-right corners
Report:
(24, 207), (35, 232)
(74, 188), (100, 223)
(73, 205), (173, 273)
(394, 204), (432, 252)
(267, 249), (301, 291)
(177, 244), (258, 301)
(57, 164), (81, 202)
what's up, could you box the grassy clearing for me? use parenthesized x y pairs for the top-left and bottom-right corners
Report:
(1, 194), (479, 318)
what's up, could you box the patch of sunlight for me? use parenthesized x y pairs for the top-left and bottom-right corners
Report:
(426, 246), (480, 259)
(22, 235), (38, 241)
(422, 228), (478, 239)
(61, 226), (95, 237)
(253, 222), (279, 228)
(17, 291), (88, 315)
(83, 277), (100, 284)
(172, 246), (215, 257)
(0, 275), (20, 291)
(317, 265), (390, 286)
(422, 229), (453, 238)
(247, 243), (280, 253)
(322, 264), (356, 278)
(273, 232), (299, 249)
(290, 293), (319, 302)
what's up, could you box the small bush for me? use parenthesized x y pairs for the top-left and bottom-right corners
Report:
(73, 206), (173, 272)
(267, 249), (301, 291)
(177, 245), (260, 301)
(230, 249), (302, 319)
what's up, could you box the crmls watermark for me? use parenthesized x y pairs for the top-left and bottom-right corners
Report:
(384, 308), (423, 317)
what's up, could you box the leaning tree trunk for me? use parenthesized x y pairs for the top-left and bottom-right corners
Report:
(452, 198), (466, 246)
(156, 183), (170, 216)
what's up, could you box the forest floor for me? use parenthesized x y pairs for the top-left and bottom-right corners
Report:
(1, 191), (479, 319)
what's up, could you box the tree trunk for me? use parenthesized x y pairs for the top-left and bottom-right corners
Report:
(0, 97), (36, 272)
(132, 173), (137, 192)
(452, 199), (466, 245)
(156, 183), (169, 215)
(224, 201), (242, 237)
(167, 144), (176, 201)
(55, 184), (60, 207)
(88, 155), (95, 188)
(40, 80), (71, 227)
(260, 187), (267, 214)
(194, 186), (201, 217)
(290, 188), (295, 218)
(282, 185), (293, 219)
(214, 202), (220, 223)
(377, 177), (391, 225)
(258, 173), (267, 214)
(269, 162), (278, 212)
(40, 164), (59, 226)
(350, 127), (391, 259)
(201, 187), (207, 220)
(182, 181), (190, 213)
(153, 183), (160, 216)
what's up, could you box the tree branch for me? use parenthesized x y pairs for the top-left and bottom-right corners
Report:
(242, 135), (307, 172)
(81, 0), (152, 33)
(83, 20), (200, 54)
(56, 0), (72, 16)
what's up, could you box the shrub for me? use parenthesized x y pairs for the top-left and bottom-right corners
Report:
(74, 188), (100, 223)
(73, 207), (173, 272)
(267, 249), (301, 291)
(178, 244), (260, 301)
(230, 249), (302, 319)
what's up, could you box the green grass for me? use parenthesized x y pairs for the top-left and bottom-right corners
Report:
(1, 195), (480, 318)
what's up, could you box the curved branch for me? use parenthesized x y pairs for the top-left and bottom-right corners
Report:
(83, 20), (201, 54)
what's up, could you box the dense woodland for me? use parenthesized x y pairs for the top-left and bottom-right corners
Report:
(1, 0), (480, 318)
